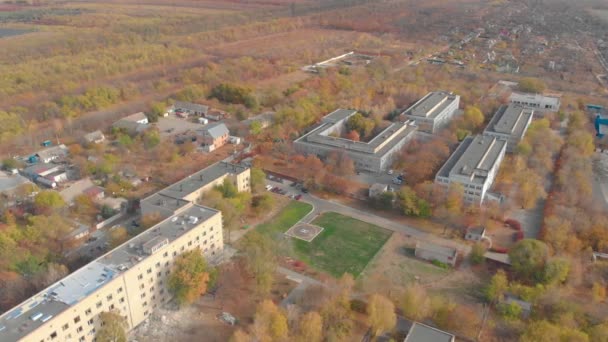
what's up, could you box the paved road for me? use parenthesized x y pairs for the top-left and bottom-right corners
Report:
(266, 179), (471, 254)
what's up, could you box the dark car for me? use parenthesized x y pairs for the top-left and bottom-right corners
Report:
(301, 188), (309, 193)
(295, 194), (302, 200)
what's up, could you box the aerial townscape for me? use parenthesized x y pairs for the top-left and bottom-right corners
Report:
(2, 0), (608, 341)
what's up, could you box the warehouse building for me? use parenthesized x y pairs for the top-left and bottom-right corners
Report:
(435, 135), (507, 204)
(483, 104), (534, 152)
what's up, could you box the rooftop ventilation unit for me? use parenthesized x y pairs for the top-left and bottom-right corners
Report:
(30, 313), (43, 321)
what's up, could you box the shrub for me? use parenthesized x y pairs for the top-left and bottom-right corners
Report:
(431, 260), (450, 269)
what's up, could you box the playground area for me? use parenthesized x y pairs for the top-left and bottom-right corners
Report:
(285, 223), (324, 242)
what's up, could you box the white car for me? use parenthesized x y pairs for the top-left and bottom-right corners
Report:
(265, 184), (273, 191)
(388, 169), (394, 175)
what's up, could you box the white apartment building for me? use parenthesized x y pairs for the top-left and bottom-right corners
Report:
(435, 135), (507, 204)
(400, 91), (460, 133)
(0, 161), (250, 342)
(483, 104), (534, 152)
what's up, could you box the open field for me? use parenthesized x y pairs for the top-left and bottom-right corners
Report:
(294, 212), (392, 277)
(255, 200), (312, 238)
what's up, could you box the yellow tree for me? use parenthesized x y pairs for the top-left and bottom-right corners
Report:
(367, 294), (396, 337)
(252, 300), (288, 342)
(296, 311), (323, 342)
(168, 248), (211, 307)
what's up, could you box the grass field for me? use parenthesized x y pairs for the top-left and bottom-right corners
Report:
(255, 201), (312, 238)
(294, 212), (392, 278)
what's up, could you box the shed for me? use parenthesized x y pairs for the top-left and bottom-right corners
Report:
(465, 226), (486, 241)
(414, 241), (457, 267)
(369, 183), (388, 198)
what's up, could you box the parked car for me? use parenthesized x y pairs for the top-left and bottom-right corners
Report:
(388, 169), (394, 175)
(301, 188), (309, 193)
(295, 194), (302, 200)
(392, 178), (402, 185)
(265, 184), (273, 191)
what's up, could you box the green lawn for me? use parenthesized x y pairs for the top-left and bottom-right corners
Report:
(255, 201), (312, 238)
(294, 212), (392, 278)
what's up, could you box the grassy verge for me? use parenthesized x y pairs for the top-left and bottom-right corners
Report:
(255, 200), (312, 238)
(294, 212), (392, 277)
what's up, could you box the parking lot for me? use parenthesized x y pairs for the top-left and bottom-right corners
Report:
(156, 114), (205, 138)
(266, 174), (305, 200)
(353, 169), (404, 188)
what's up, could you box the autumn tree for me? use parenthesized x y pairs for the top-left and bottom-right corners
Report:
(325, 150), (355, 176)
(401, 284), (431, 320)
(346, 112), (375, 140)
(109, 226), (128, 248)
(469, 242), (486, 265)
(296, 311), (323, 342)
(509, 239), (549, 283)
(241, 231), (277, 295)
(250, 167), (267, 193)
(463, 105), (484, 129)
(230, 329), (251, 342)
(96, 310), (128, 342)
(518, 78), (546, 93)
(367, 294), (396, 337)
(252, 300), (289, 341)
(168, 248), (212, 307)
(397, 186), (431, 218)
(34, 190), (65, 213)
(485, 270), (508, 303)
(321, 274), (355, 340)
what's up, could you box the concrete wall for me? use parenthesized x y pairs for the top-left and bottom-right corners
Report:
(415, 248), (457, 267)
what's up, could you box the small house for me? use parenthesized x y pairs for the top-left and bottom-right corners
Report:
(23, 163), (68, 187)
(112, 112), (149, 134)
(205, 109), (226, 121)
(172, 101), (209, 117)
(465, 226), (486, 242)
(369, 183), (388, 198)
(34, 144), (69, 164)
(83, 130), (106, 144)
(60, 178), (104, 205)
(414, 241), (458, 267)
(199, 123), (229, 152)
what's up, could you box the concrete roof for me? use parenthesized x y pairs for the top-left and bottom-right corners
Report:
(173, 101), (209, 114)
(36, 145), (68, 161)
(403, 91), (458, 119)
(485, 104), (533, 137)
(202, 123), (229, 139)
(484, 251), (511, 265)
(436, 135), (507, 185)
(23, 163), (62, 176)
(120, 112), (148, 122)
(294, 109), (417, 158)
(369, 183), (388, 192)
(142, 192), (190, 213)
(415, 241), (457, 258)
(151, 161), (248, 201)
(404, 322), (455, 342)
(59, 178), (96, 203)
(0, 173), (31, 193)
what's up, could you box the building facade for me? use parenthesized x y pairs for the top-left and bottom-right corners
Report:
(198, 123), (230, 152)
(294, 109), (417, 173)
(400, 91), (460, 133)
(435, 135), (507, 204)
(483, 104), (534, 152)
(0, 162), (249, 342)
(509, 92), (560, 113)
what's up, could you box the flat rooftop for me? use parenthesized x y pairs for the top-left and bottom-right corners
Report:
(437, 135), (506, 185)
(405, 322), (455, 342)
(403, 91), (458, 119)
(142, 192), (190, 213)
(154, 161), (248, 200)
(510, 91), (560, 105)
(416, 241), (457, 258)
(485, 104), (533, 137)
(295, 109), (417, 158)
(0, 203), (217, 341)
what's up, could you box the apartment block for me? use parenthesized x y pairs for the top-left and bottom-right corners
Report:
(483, 104), (534, 152)
(400, 91), (460, 133)
(0, 161), (249, 342)
(294, 109), (417, 173)
(435, 135), (507, 204)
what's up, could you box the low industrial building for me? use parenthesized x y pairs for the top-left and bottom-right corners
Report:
(23, 163), (68, 188)
(198, 123), (230, 152)
(294, 109), (417, 173)
(435, 135), (507, 204)
(0, 161), (250, 342)
(414, 241), (458, 267)
(509, 91), (560, 113)
(171, 101), (209, 117)
(483, 104), (534, 152)
(400, 91), (460, 133)
(404, 322), (455, 342)
(368, 183), (388, 198)
(112, 112), (149, 134)
(29, 144), (69, 164)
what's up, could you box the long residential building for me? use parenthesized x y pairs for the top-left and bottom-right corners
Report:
(400, 91), (460, 133)
(0, 161), (250, 342)
(294, 109), (417, 173)
(483, 104), (534, 152)
(435, 135), (507, 204)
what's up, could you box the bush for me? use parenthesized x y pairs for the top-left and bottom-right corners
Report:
(350, 299), (367, 313)
(431, 260), (451, 269)
(470, 243), (486, 265)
